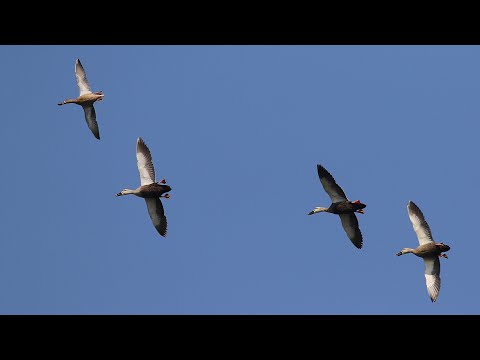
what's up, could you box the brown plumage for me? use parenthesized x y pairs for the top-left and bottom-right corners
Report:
(116, 137), (172, 237)
(58, 58), (104, 140)
(396, 201), (451, 302)
(396, 242), (450, 258)
(322, 201), (366, 215)
(308, 164), (366, 249)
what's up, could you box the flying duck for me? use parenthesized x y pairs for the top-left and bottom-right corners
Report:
(58, 58), (104, 139)
(396, 201), (450, 302)
(308, 164), (366, 249)
(116, 137), (172, 237)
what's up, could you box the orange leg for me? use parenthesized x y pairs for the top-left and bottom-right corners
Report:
(356, 209), (364, 214)
(161, 194), (170, 199)
(158, 179), (167, 184)
(439, 253), (448, 259)
(352, 200), (362, 204)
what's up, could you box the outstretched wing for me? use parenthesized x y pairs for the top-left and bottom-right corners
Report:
(145, 197), (167, 237)
(75, 59), (92, 96)
(338, 213), (363, 249)
(407, 201), (434, 246)
(317, 164), (348, 203)
(82, 104), (100, 140)
(136, 137), (156, 185)
(423, 257), (441, 302)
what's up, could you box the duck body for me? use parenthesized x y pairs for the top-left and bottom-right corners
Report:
(59, 92), (104, 106)
(326, 200), (366, 215)
(116, 183), (171, 198)
(396, 242), (450, 258)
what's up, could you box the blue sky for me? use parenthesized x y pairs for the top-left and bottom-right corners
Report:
(0, 45), (478, 314)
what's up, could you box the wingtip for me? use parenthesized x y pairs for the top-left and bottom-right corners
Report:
(407, 201), (422, 214)
(136, 137), (145, 150)
(351, 237), (363, 249)
(158, 228), (167, 237)
(316, 163), (330, 176)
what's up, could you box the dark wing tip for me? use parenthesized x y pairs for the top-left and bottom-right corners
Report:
(157, 228), (167, 237)
(136, 137), (153, 158)
(137, 137), (148, 151)
(90, 126), (100, 139)
(136, 137), (143, 149)
(317, 163), (327, 173)
(316, 163), (334, 180)
(351, 235), (363, 249)
(407, 200), (424, 218)
(158, 218), (168, 237)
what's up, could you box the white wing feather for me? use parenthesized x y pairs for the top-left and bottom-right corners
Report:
(75, 59), (92, 96)
(136, 137), (156, 186)
(408, 201), (434, 246)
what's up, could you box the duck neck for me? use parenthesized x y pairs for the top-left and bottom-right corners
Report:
(308, 207), (329, 215)
(397, 248), (415, 256)
(58, 98), (77, 105)
(117, 189), (138, 196)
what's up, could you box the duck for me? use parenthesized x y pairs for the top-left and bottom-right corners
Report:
(58, 58), (104, 140)
(396, 201), (450, 302)
(308, 164), (366, 249)
(116, 137), (172, 237)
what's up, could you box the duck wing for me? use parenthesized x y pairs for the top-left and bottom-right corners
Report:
(145, 197), (167, 237)
(75, 59), (92, 96)
(338, 213), (363, 249)
(136, 137), (156, 185)
(407, 201), (434, 246)
(317, 164), (348, 203)
(82, 104), (100, 140)
(423, 256), (441, 302)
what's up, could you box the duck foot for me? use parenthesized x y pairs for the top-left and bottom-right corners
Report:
(356, 209), (364, 214)
(158, 179), (167, 184)
(161, 194), (170, 199)
(439, 253), (448, 259)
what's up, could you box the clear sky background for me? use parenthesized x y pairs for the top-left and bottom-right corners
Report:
(0, 45), (477, 315)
